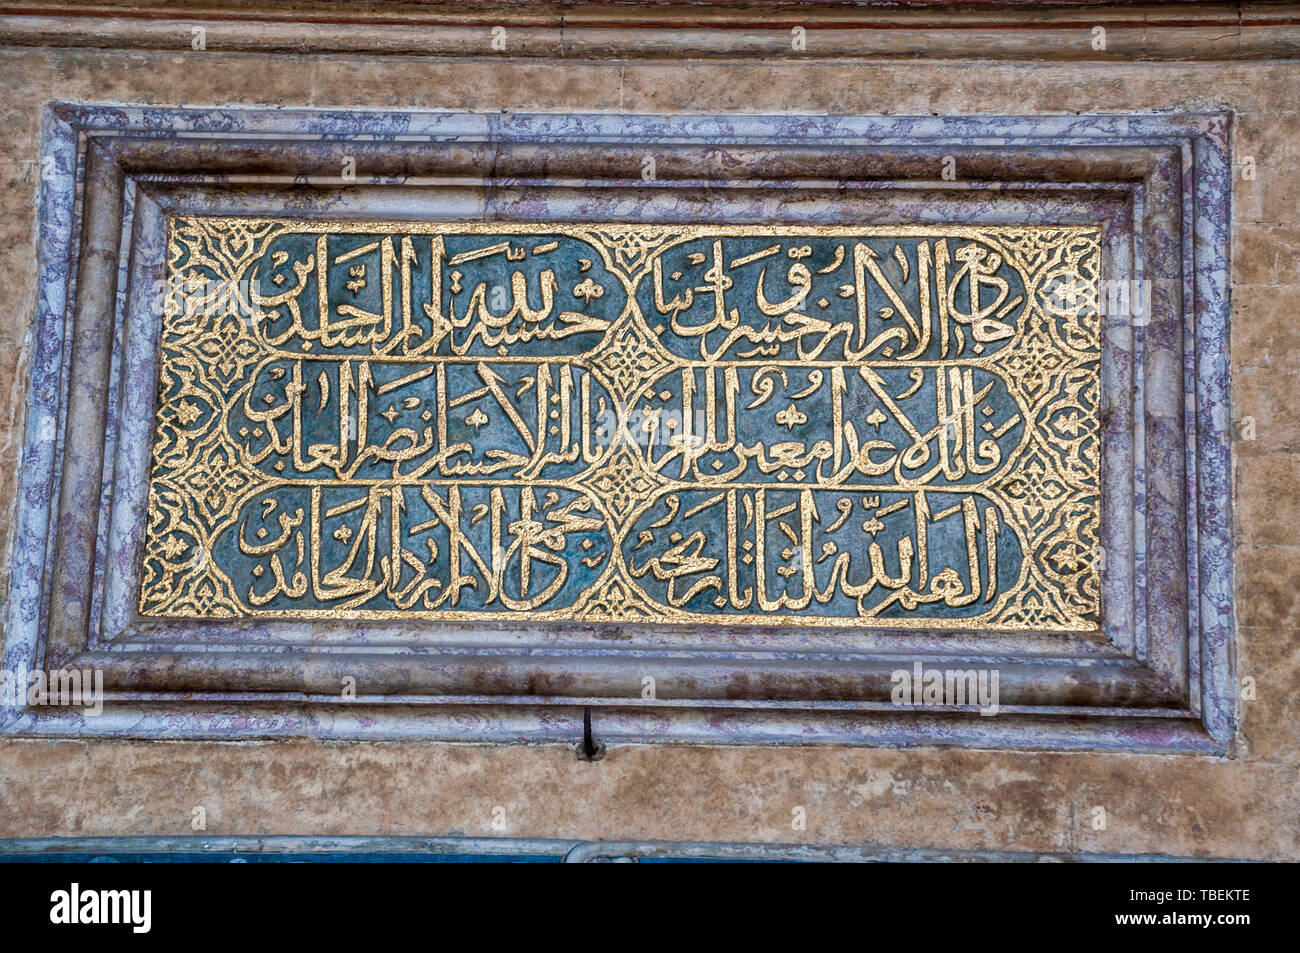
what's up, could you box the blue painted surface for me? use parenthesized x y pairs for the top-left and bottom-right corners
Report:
(0, 852), (561, 863)
(151, 221), (1072, 624)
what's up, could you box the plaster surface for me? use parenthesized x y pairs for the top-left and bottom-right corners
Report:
(0, 46), (1295, 859)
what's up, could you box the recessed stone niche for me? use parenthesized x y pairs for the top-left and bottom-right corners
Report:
(1, 105), (1233, 751)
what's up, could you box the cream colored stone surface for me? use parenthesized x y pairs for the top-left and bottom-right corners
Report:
(0, 47), (1297, 859)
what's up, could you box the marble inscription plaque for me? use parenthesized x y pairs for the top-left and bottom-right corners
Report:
(140, 219), (1101, 630)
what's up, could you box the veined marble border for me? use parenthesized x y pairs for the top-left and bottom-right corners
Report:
(1, 106), (1232, 751)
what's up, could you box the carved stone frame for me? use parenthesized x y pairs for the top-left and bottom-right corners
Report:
(1, 105), (1233, 751)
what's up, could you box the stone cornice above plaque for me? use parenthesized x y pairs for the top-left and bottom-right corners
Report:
(1, 1), (1298, 61)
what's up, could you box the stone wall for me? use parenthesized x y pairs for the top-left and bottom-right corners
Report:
(1, 2), (1297, 859)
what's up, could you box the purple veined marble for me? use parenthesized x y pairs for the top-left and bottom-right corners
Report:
(1, 105), (1232, 752)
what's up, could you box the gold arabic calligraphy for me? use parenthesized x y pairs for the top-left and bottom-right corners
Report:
(140, 218), (1102, 630)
